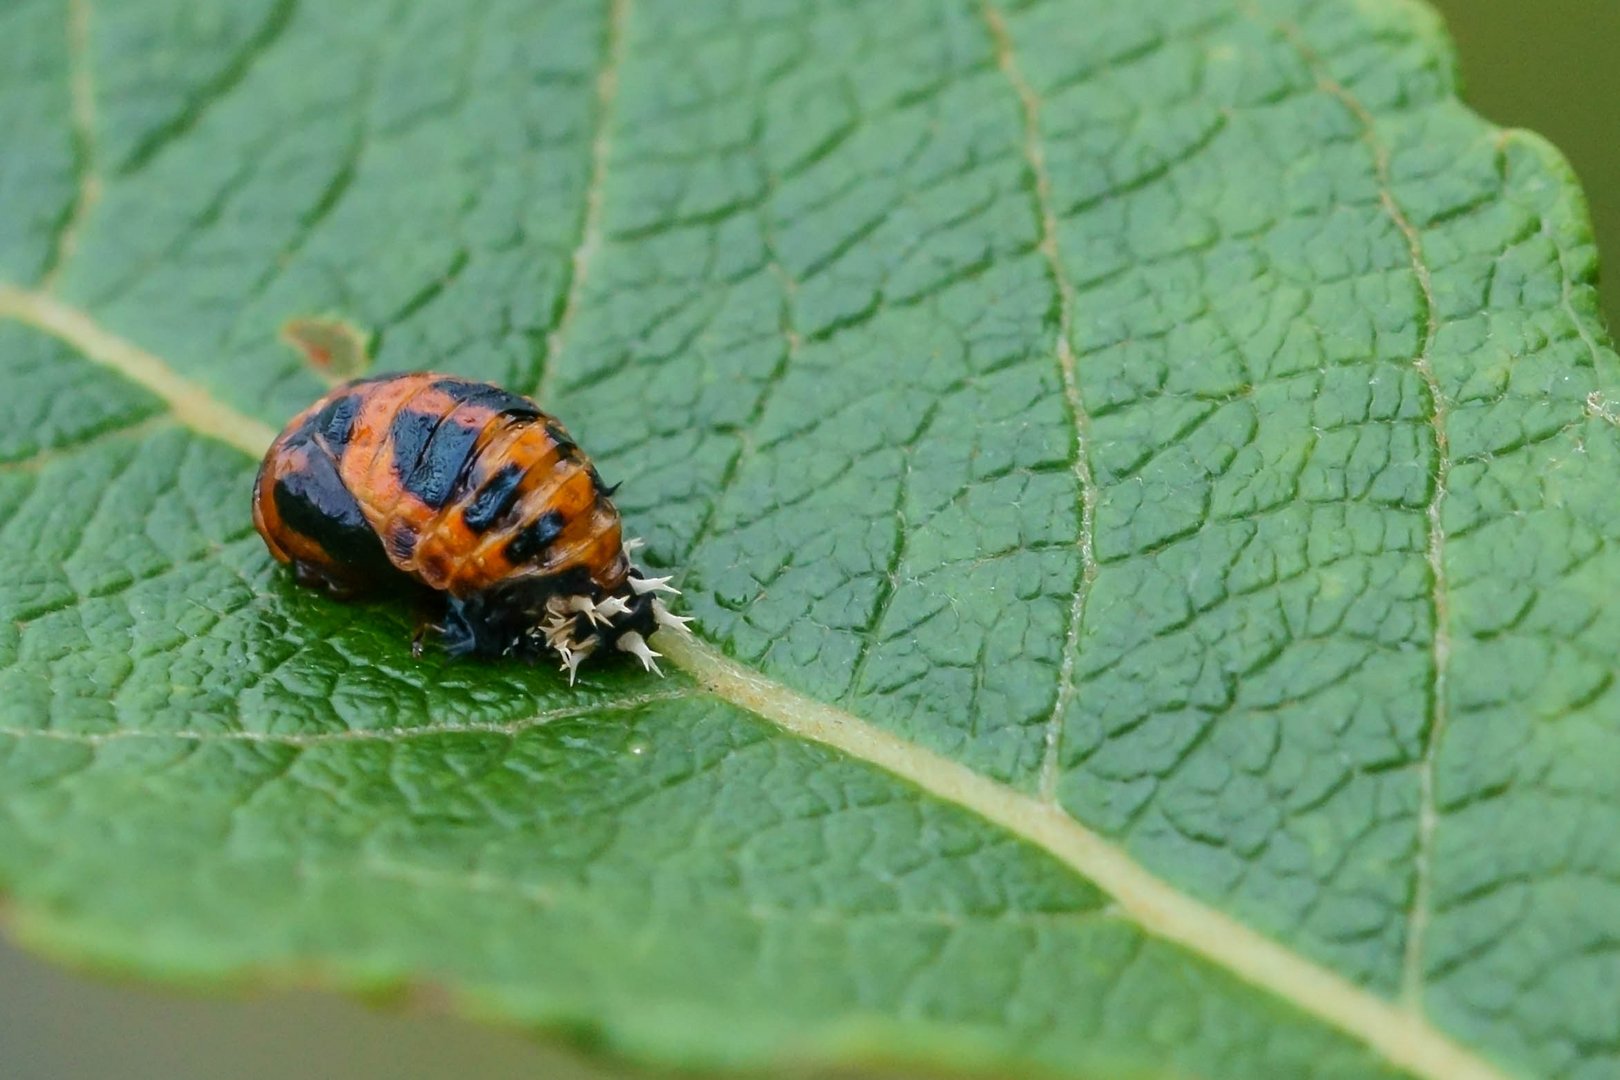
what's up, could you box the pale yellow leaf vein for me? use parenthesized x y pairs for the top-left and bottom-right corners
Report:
(0, 289), (1508, 1080)
(42, 0), (102, 289)
(981, 1), (1101, 805)
(536, 0), (628, 405)
(1254, 9), (1453, 1012)
(364, 859), (1129, 931)
(660, 634), (1507, 1080)
(0, 690), (691, 748)
(0, 285), (277, 458)
(0, 415), (171, 474)
(360, 860), (1128, 932)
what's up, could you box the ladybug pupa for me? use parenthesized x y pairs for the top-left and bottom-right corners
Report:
(251, 373), (692, 681)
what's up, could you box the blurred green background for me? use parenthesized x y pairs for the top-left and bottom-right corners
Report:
(2, 2), (1616, 1078)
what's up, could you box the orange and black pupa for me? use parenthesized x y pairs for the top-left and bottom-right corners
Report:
(251, 373), (691, 681)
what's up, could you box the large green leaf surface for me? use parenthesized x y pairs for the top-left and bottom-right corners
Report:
(2, 0), (1618, 1077)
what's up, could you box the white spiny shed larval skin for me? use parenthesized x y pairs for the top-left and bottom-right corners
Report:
(535, 547), (690, 683)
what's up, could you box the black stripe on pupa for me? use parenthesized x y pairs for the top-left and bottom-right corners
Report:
(544, 422), (578, 457)
(431, 378), (542, 419)
(311, 391), (364, 451)
(462, 461), (528, 532)
(273, 447), (392, 574)
(505, 509), (566, 564)
(388, 407), (445, 490)
(403, 415), (486, 509)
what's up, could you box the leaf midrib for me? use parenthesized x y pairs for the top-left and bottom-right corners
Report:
(0, 281), (1510, 1080)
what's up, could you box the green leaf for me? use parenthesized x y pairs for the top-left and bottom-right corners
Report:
(1, 0), (1616, 1077)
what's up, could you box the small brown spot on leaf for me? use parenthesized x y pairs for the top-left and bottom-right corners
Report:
(281, 315), (373, 380)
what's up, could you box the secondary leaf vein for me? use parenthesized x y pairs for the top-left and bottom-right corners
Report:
(1255, 7), (1453, 1012)
(41, 0), (101, 289)
(0, 690), (691, 748)
(536, 0), (628, 404)
(981, 1), (1101, 803)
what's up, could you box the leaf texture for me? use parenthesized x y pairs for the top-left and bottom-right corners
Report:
(2, 1), (1618, 1077)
